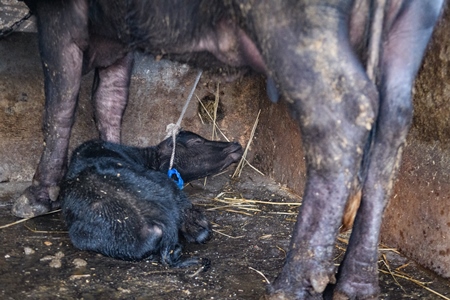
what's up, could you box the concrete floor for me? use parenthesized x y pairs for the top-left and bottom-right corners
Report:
(1, 170), (449, 300)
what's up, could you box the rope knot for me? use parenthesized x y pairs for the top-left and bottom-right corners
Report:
(165, 123), (181, 139)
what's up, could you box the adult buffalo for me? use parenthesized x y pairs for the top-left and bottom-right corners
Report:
(14, 0), (444, 298)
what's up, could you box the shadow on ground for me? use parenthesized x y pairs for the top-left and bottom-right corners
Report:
(1, 170), (449, 299)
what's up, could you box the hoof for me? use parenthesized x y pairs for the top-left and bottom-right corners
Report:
(11, 186), (60, 218)
(265, 262), (335, 300)
(12, 192), (50, 218)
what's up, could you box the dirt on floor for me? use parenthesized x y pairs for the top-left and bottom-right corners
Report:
(1, 169), (449, 300)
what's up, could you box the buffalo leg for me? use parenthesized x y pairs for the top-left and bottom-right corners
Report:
(251, 1), (378, 298)
(91, 52), (134, 143)
(12, 0), (88, 218)
(334, 2), (443, 299)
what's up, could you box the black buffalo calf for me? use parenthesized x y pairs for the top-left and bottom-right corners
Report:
(59, 131), (243, 266)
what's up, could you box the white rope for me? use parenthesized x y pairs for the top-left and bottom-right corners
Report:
(166, 70), (203, 170)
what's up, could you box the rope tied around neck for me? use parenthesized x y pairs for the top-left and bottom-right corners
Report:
(165, 70), (203, 187)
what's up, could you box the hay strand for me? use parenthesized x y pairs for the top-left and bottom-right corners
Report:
(196, 95), (264, 176)
(0, 209), (61, 229)
(188, 264), (207, 278)
(276, 245), (287, 259)
(233, 109), (261, 178)
(212, 229), (244, 239)
(197, 95), (230, 142)
(381, 253), (406, 293)
(223, 209), (254, 216)
(217, 196), (301, 206)
(248, 266), (271, 284)
(378, 269), (450, 300)
(212, 82), (220, 140)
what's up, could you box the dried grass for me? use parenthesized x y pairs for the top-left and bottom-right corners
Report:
(212, 229), (244, 239)
(248, 266), (271, 284)
(378, 268), (449, 300)
(335, 237), (448, 299)
(0, 209), (61, 229)
(196, 95), (264, 176)
(232, 109), (261, 178)
(212, 82), (220, 141)
(202, 193), (300, 219)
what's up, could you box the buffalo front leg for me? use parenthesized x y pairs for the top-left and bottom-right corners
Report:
(91, 52), (134, 143)
(333, 2), (444, 299)
(249, 2), (378, 299)
(12, 0), (88, 218)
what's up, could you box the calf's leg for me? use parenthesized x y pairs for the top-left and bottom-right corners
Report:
(12, 0), (88, 218)
(334, 2), (444, 299)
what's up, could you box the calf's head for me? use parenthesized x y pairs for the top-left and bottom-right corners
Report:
(156, 131), (243, 182)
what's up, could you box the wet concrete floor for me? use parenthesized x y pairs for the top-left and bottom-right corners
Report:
(1, 170), (450, 299)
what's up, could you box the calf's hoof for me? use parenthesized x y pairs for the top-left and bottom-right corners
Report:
(11, 185), (60, 218)
(181, 207), (212, 243)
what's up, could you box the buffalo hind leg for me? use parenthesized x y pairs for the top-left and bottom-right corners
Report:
(333, 2), (444, 299)
(250, 1), (378, 298)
